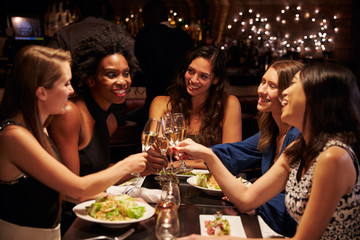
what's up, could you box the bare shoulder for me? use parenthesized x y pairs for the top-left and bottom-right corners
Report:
(318, 145), (353, 166)
(149, 96), (171, 119)
(225, 95), (241, 108)
(0, 124), (36, 147)
(49, 99), (83, 132)
(151, 96), (170, 106)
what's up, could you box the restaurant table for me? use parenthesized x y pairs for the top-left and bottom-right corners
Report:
(63, 174), (263, 239)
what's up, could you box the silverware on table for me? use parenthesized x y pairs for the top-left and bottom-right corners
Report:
(83, 228), (135, 240)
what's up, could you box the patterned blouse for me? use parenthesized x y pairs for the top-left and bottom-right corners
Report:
(285, 140), (360, 239)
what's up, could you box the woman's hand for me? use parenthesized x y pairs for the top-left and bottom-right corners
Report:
(141, 147), (168, 175)
(175, 138), (213, 161)
(121, 152), (148, 174)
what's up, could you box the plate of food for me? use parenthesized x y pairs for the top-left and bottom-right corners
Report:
(187, 173), (251, 196)
(199, 214), (246, 237)
(73, 194), (155, 228)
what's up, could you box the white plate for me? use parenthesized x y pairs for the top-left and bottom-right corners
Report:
(176, 169), (209, 179)
(73, 200), (155, 228)
(155, 169), (210, 179)
(199, 215), (247, 237)
(186, 175), (223, 196)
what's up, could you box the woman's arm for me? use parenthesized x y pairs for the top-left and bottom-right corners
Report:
(4, 126), (147, 202)
(222, 95), (242, 143)
(149, 95), (170, 120)
(176, 139), (289, 212)
(291, 146), (357, 240)
(48, 101), (82, 174)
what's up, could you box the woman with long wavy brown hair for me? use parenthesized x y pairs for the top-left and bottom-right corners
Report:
(149, 45), (242, 147)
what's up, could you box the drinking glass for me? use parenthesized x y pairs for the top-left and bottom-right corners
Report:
(154, 118), (170, 182)
(162, 113), (178, 173)
(141, 118), (160, 152)
(131, 118), (160, 185)
(155, 208), (180, 240)
(173, 113), (193, 173)
(160, 180), (181, 209)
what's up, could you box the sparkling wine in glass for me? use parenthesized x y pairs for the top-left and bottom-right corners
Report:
(131, 118), (159, 184)
(173, 113), (192, 173)
(162, 113), (178, 173)
(141, 118), (160, 152)
(155, 208), (180, 240)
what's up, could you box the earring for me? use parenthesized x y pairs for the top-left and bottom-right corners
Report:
(87, 79), (94, 87)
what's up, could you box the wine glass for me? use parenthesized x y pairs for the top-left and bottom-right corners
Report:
(154, 118), (170, 182)
(155, 208), (180, 240)
(162, 113), (178, 173)
(141, 118), (160, 152)
(173, 113), (193, 173)
(160, 180), (181, 209)
(131, 118), (160, 185)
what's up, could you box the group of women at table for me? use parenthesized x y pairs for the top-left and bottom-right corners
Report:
(0, 23), (359, 239)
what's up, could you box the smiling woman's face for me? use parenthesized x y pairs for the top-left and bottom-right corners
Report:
(281, 71), (307, 130)
(257, 67), (282, 115)
(90, 54), (132, 110)
(185, 57), (219, 98)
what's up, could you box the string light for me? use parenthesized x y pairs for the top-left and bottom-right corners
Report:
(223, 4), (339, 58)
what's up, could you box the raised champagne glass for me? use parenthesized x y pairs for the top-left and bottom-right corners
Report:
(131, 118), (160, 186)
(173, 113), (193, 173)
(162, 113), (178, 174)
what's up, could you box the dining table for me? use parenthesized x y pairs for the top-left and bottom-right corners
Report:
(63, 174), (265, 240)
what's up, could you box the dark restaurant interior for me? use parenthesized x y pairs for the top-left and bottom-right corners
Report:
(0, 0), (360, 239)
(0, 0), (359, 160)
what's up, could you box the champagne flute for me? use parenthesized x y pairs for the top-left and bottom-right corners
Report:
(131, 118), (160, 186)
(141, 118), (160, 152)
(155, 208), (180, 240)
(154, 118), (169, 181)
(162, 113), (178, 173)
(173, 113), (193, 173)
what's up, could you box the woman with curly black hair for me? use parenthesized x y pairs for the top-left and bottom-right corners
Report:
(149, 45), (242, 148)
(48, 25), (167, 234)
(49, 24), (166, 176)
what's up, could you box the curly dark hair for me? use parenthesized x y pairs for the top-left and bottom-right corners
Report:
(167, 45), (228, 146)
(71, 24), (139, 94)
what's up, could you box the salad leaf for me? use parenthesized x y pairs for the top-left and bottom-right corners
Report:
(126, 206), (145, 219)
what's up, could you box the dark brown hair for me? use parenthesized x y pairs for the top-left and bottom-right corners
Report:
(284, 62), (360, 176)
(167, 45), (228, 146)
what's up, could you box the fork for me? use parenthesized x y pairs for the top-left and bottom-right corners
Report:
(84, 228), (135, 240)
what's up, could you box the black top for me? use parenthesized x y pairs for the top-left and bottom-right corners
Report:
(0, 120), (61, 228)
(79, 93), (111, 176)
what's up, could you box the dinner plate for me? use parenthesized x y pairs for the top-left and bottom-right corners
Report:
(186, 175), (223, 196)
(73, 200), (155, 228)
(155, 169), (209, 179)
(187, 175), (251, 197)
(176, 169), (209, 179)
(199, 214), (246, 237)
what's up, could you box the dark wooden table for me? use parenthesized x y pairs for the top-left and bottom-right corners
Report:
(63, 175), (263, 239)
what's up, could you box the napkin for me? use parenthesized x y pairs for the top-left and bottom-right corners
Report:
(257, 216), (286, 238)
(106, 185), (162, 203)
